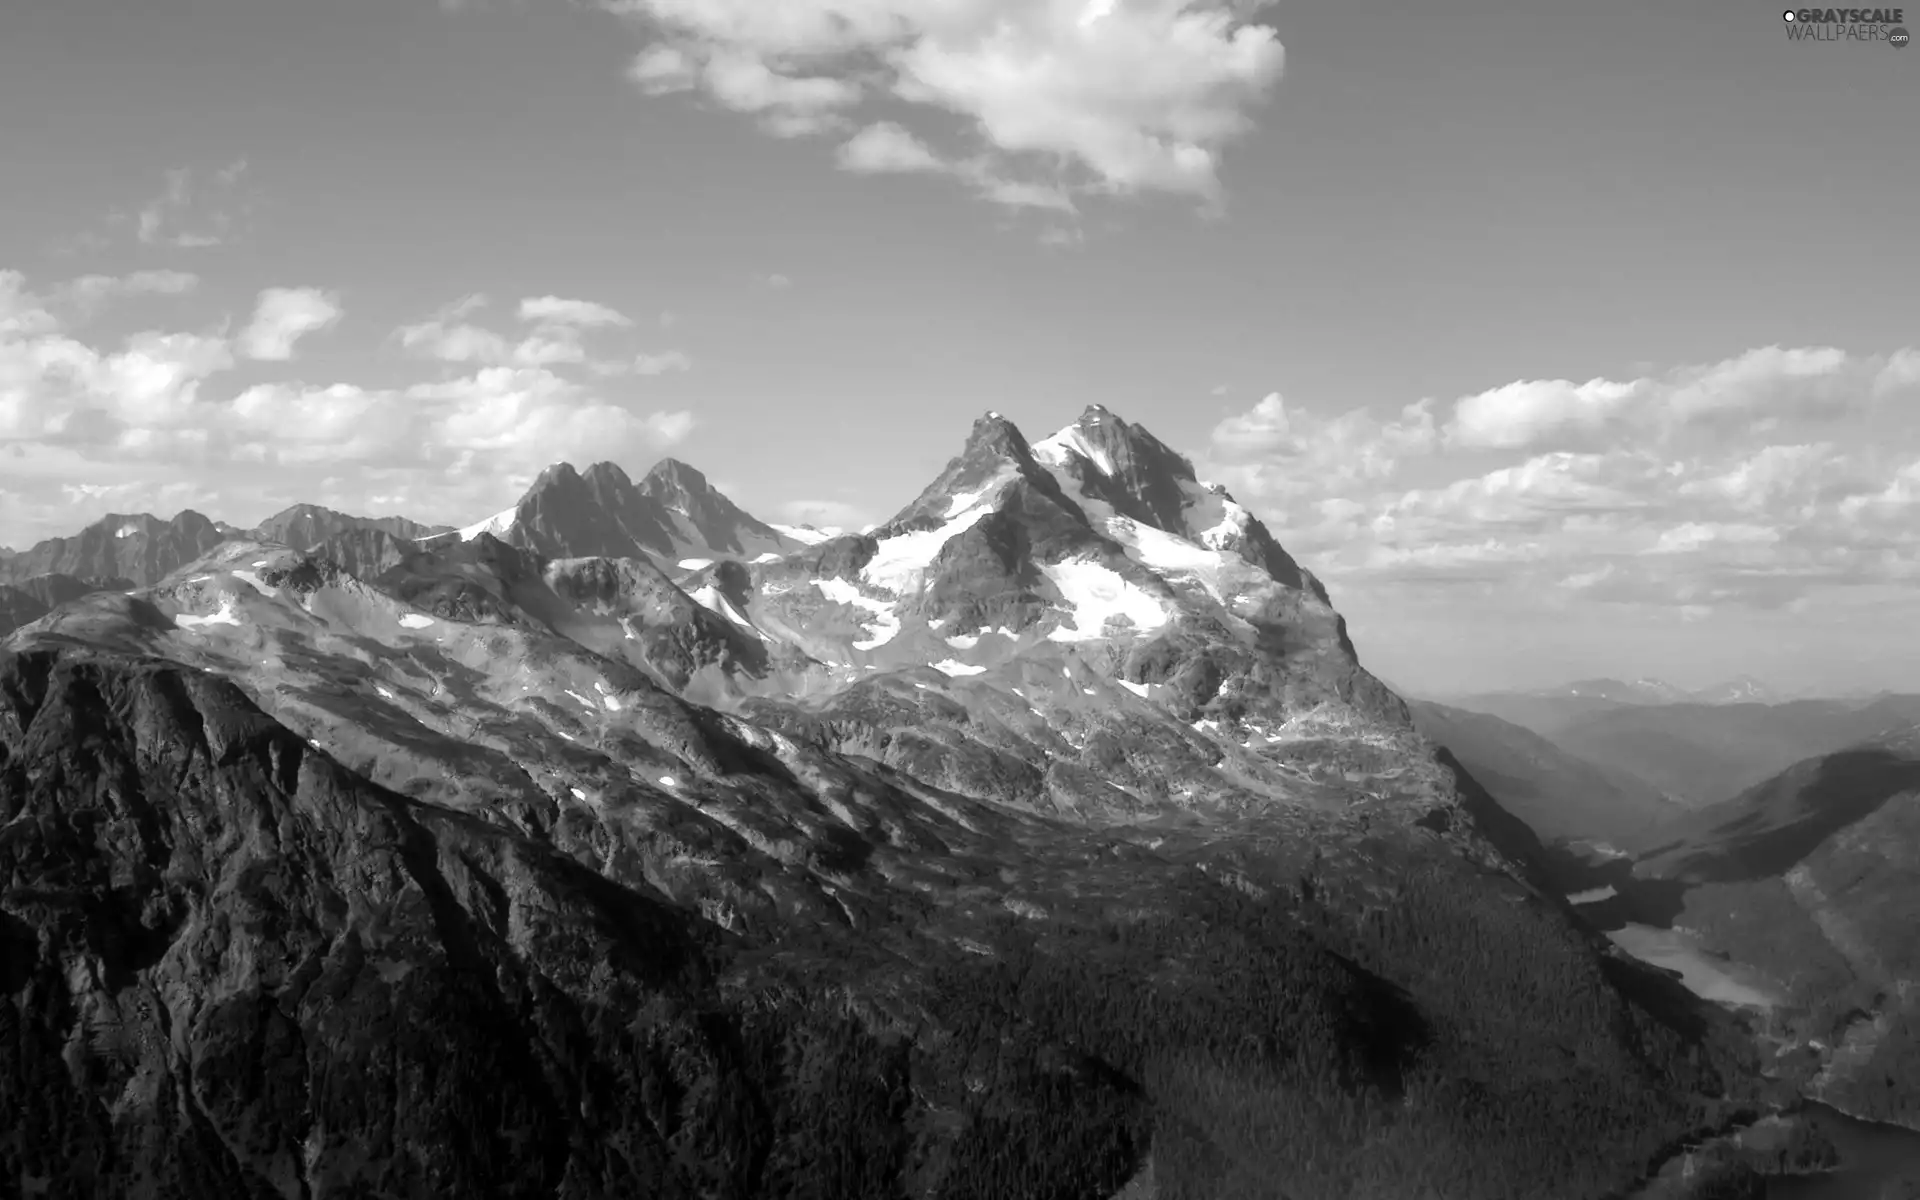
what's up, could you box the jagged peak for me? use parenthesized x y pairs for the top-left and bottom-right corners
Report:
(641, 457), (711, 492)
(580, 461), (634, 489)
(529, 461), (584, 490)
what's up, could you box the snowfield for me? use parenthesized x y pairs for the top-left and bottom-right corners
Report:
(1042, 560), (1169, 642)
(399, 613), (436, 629)
(770, 523), (837, 545)
(860, 477), (1007, 594)
(230, 570), (279, 598)
(932, 659), (987, 677)
(175, 597), (242, 629)
(810, 577), (901, 649)
(1032, 424), (1114, 475)
(456, 507), (518, 542)
(677, 558), (713, 570)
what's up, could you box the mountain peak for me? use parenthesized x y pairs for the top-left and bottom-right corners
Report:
(640, 457), (716, 498)
(580, 461), (633, 489)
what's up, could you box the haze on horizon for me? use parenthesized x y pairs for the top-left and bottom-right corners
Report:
(1, 0), (1914, 698)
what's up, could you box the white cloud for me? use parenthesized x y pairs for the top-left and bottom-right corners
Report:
(58, 271), (200, 311)
(0, 268), (699, 549)
(241, 288), (343, 361)
(631, 350), (693, 375)
(601, 0), (1285, 207)
(1446, 345), (1916, 452)
(399, 294), (685, 376)
(838, 121), (947, 174)
(132, 161), (251, 249)
(518, 295), (634, 328)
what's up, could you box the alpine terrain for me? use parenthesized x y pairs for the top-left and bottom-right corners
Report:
(3, 408), (1803, 1199)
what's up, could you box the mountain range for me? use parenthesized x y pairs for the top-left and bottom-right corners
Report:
(5, 404), (1898, 1198)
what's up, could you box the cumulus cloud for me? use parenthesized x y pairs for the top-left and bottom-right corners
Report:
(1201, 343), (1920, 630)
(597, 0), (1285, 209)
(399, 293), (686, 376)
(838, 121), (947, 174)
(240, 287), (343, 361)
(518, 295), (634, 327)
(0, 268), (699, 549)
(1446, 345), (1917, 452)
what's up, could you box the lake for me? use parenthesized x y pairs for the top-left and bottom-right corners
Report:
(1605, 922), (1782, 1009)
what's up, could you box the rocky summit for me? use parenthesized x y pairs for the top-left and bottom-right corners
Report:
(0, 409), (1770, 1199)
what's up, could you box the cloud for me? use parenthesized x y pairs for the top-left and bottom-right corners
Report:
(131, 161), (252, 250)
(518, 295), (634, 328)
(838, 121), (947, 174)
(399, 293), (685, 376)
(240, 288), (343, 361)
(0, 268), (699, 549)
(631, 350), (693, 375)
(1446, 345), (1916, 452)
(1199, 345), (1920, 627)
(599, 0), (1285, 209)
(57, 271), (200, 312)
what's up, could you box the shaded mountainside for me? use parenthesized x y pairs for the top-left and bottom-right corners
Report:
(1408, 700), (1682, 844)
(0, 511), (228, 587)
(0, 646), (1760, 1200)
(0, 575), (135, 639)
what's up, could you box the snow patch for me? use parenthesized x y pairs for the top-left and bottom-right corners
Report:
(933, 659), (986, 677)
(658, 775), (679, 788)
(1567, 886), (1618, 905)
(175, 597), (242, 629)
(565, 690), (597, 711)
(678, 558), (713, 570)
(570, 787), (588, 801)
(1033, 424), (1113, 475)
(1117, 679), (1149, 698)
(457, 506), (518, 542)
(689, 584), (759, 632)
(376, 685), (396, 700)
(860, 492), (1000, 594)
(558, 731), (576, 742)
(230, 570), (279, 598)
(810, 577), (901, 649)
(752, 552), (782, 564)
(399, 613), (435, 629)
(602, 694), (623, 711)
(114, 523), (141, 539)
(944, 634), (980, 649)
(770, 523), (838, 545)
(1041, 560), (1169, 642)
(188, 574), (212, 583)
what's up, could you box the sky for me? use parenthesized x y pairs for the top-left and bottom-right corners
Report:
(1, 0), (1916, 697)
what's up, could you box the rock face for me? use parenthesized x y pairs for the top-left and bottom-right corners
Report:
(0, 410), (1772, 1198)
(249, 502), (451, 547)
(480, 459), (796, 564)
(0, 511), (229, 587)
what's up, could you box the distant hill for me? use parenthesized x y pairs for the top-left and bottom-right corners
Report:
(1439, 691), (1920, 808)
(1408, 700), (1682, 843)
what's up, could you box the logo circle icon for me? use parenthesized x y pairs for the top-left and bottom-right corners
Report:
(1891, 25), (1911, 45)
(1783, 8), (1796, 18)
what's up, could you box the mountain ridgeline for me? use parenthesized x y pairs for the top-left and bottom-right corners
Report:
(0, 407), (1772, 1198)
